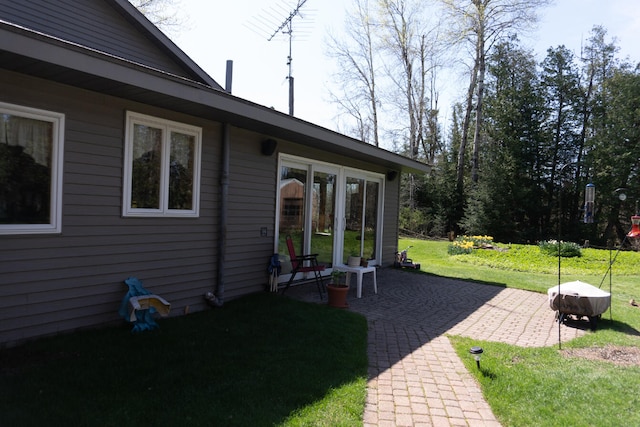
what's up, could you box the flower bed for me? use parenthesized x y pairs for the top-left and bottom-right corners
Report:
(448, 235), (494, 255)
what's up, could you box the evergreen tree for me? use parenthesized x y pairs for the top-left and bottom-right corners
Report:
(592, 68), (640, 244)
(539, 45), (583, 236)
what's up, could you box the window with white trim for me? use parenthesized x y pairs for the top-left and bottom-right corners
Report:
(0, 102), (64, 234)
(123, 112), (202, 217)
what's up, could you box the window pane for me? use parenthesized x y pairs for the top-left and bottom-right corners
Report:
(278, 166), (307, 259)
(168, 132), (194, 210)
(131, 124), (161, 209)
(343, 177), (365, 262)
(0, 114), (52, 224)
(311, 171), (336, 267)
(364, 181), (379, 260)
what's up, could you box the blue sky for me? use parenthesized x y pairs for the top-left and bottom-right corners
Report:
(172, 0), (640, 138)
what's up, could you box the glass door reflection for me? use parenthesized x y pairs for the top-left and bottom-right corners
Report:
(311, 170), (336, 267)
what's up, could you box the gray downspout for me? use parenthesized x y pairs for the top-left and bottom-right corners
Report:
(205, 60), (233, 308)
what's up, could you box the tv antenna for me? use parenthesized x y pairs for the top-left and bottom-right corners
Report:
(247, 0), (314, 116)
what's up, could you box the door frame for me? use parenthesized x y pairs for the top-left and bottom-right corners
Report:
(339, 167), (385, 266)
(275, 154), (385, 281)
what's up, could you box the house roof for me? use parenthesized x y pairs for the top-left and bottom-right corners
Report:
(107, 0), (223, 90)
(0, 1), (430, 175)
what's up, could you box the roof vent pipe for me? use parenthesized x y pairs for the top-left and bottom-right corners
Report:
(225, 60), (233, 93)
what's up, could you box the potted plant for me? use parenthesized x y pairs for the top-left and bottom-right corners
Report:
(347, 252), (361, 267)
(326, 270), (349, 308)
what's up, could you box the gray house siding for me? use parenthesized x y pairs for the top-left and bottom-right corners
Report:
(0, 70), (220, 346)
(0, 0), (192, 79)
(218, 129), (403, 299)
(223, 127), (279, 298)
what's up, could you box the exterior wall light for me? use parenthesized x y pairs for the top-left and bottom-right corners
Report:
(261, 139), (278, 156)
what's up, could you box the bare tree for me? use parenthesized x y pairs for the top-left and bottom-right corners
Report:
(129, 0), (186, 34)
(441, 0), (551, 187)
(327, 0), (381, 146)
(327, 0), (443, 159)
(379, 0), (421, 158)
(378, 0), (441, 162)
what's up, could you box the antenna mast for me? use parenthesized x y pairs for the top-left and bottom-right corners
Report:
(268, 0), (309, 116)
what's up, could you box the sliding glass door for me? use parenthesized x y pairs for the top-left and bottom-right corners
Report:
(310, 168), (337, 266)
(278, 163), (307, 269)
(277, 156), (384, 277)
(278, 161), (338, 272)
(342, 173), (381, 264)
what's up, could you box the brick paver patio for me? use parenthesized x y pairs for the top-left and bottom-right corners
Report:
(286, 268), (586, 426)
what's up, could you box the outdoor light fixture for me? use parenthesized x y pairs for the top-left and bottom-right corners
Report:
(470, 346), (483, 369)
(261, 138), (278, 156)
(584, 183), (595, 223)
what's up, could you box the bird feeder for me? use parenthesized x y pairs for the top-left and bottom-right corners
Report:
(584, 183), (595, 223)
(628, 215), (640, 238)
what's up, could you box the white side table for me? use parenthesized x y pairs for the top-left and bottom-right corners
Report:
(334, 264), (377, 298)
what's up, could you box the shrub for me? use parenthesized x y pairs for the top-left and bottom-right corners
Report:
(538, 240), (582, 258)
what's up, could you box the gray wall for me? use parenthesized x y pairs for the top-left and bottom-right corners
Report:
(224, 127), (279, 298)
(0, 70), (220, 346)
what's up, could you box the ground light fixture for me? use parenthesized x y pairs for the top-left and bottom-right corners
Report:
(469, 346), (484, 369)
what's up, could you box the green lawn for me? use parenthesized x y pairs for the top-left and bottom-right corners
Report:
(0, 293), (368, 427)
(401, 237), (640, 427)
(451, 336), (640, 427)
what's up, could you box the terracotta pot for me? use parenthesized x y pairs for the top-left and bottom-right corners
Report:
(327, 284), (349, 308)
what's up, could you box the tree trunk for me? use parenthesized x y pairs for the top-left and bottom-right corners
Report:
(471, 31), (485, 184)
(457, 58), (479, 190)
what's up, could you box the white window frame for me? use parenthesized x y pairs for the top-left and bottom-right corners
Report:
(0, 102), (65, 235)
(123, 111), (202, 217)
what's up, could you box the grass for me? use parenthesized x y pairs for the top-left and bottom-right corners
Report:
(401, 237), (640, 427)
(450, 336), (640, 427)
(400, 237), (640, 295)
(0, 293), (368, 427)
